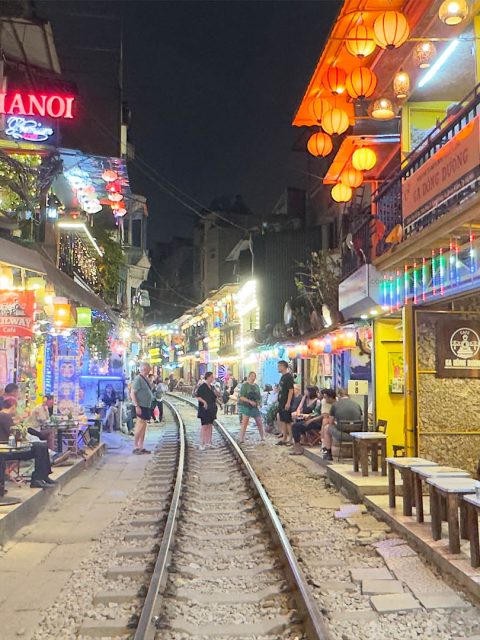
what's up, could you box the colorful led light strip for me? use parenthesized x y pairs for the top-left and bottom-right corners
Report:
(413, 261), (418, 305)
(422, 257), (427, 302)
(432, 249), (437, 296)
(439, 247), (445, 296)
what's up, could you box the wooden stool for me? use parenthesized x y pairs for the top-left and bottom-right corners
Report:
(426, 477), (477, 554)
(463, 494), (480, 568)
(386, 457), (438, 516)
(410, 466), (471, 524)
(351, 432), (387, 477)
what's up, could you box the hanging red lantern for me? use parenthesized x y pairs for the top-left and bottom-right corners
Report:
(373, 11), (410, 50)
(101, 169), (118, 183)
(322, 66), (347, 95)
(307, 96), (332, 123)
(345, 67), (377, 100)
(307, 132), (333, 157)
(106, 181), (121, 193)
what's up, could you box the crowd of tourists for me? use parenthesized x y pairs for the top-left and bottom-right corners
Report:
(190, 361), (363, 456)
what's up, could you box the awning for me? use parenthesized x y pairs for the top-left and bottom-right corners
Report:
(0, 236), (111, 313)
(0, 236), (47, 272)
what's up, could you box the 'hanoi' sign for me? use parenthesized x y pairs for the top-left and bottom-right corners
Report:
(0, 92), (75, 119)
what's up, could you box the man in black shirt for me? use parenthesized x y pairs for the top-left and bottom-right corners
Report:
(276, 360), (294, 445)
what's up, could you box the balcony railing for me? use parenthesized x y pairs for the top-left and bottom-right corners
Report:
(341, 210), (372, 279)
(58, 233), (100, 292)
(374, 83), (480, 258)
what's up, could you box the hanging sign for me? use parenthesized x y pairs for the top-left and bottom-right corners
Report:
(0, 92), (75, 119)
(5, 116), (54, 142)
(402, 116), (480, 227)
(436, 318), (480, 378)
(0, 290), (35, 337)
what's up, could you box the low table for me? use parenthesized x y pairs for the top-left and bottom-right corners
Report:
(386, 457), (438, 516)
(410, 465), (471, 523)
(351, 432), (387, 477)
(464, 494), (480, 568)
(426, 476), (477, 554)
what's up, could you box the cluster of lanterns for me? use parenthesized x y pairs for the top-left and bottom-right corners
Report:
(65, 168), (103, 215)
(285, 331), (357, 359)
(101, 169), (127, 218)
(331, 147), (377, 203)
(307, 1), (470, 204)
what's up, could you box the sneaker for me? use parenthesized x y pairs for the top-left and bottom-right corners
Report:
(140, 448), (151, 454)
(30, 480), (47, 489)
(44, 477), (57, 485)
(132, 448), (142, 455)
(323, 450), (333, 461)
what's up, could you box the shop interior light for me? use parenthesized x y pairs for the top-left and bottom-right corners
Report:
(360, 314), (368, 320)
(56, 221), (103, 256)
(370, 309), (378, 315)
(418, 39), (459, 88)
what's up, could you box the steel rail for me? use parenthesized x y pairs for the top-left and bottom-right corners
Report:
(133, 398), (186, 640)
(170, 393), (332, 640)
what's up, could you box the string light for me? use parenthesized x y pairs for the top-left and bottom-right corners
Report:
(431, 249), (437, 296)
(422, 257), (427, 302)
(439, 247), (445, 295)
(413, 261), (418, 304)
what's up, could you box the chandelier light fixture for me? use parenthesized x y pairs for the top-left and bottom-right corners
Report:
(373, 11), (410, 50)
(306, 132), (333, 157)
(321, 107), (350, 135)
(352, 147), (377, 171)
(331, 183), (352, 203)
(322, 66), (347, 95)
(438, 0), (468, 25)
(346, 67), (378, 100)
(345, 22), (376, 58)
(413, 41), (437, 68)
(393, 69), (410, 99)
(370, 97), (395, 119)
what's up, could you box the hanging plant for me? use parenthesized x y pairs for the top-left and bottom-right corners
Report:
(86, 317), (111, 362)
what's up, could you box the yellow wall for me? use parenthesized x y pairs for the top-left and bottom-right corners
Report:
(374, 318), (405, 456)
(401, 101), (451, 155)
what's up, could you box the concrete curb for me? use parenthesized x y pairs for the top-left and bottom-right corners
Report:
(0, 442), (106, 545)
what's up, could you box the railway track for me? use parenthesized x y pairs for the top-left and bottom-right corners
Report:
(78, 397), (329, 640)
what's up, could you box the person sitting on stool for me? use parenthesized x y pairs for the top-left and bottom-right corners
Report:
(0, 399), (57, 489)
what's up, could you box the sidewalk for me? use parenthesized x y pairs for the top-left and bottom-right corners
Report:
(0, 427), (160, 640)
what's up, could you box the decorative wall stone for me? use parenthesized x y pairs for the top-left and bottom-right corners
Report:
(416, 307), (480, 474)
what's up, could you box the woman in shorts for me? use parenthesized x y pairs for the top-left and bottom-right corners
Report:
(237, 371), (265, 444)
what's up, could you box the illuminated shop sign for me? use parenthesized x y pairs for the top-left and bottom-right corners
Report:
(5, 116), (54, 142)
(0, 92), (75, 119)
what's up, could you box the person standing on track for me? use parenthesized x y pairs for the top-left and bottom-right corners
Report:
(276, 360), (294, 446)
(238, 371), (265, 444)
(195, 371), (217, 450)
(131, 362), (154, 455)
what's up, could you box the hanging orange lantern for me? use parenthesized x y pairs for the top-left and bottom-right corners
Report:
(373, 11), (410, 50)
(322, 107), (349, 136)
(346, 67), (377, 100)
(340, 166), (363, 188)
(345, 23), (376, 58)
(307, 132), (333, 157)
(53, 301), (71, 327)
(307, 96), (331, 123)
(352, 147), (377, 171)
(331, 183), (352, 203)
(322, 67), (347, 95)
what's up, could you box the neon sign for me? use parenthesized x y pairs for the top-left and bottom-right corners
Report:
(0, 92), (75, 119)
(5, 116), (54, 142)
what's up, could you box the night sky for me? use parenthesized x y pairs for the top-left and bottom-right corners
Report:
(37, 0), (340, 244)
